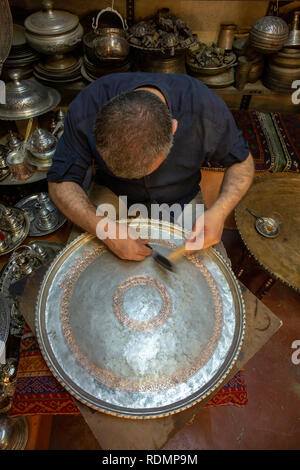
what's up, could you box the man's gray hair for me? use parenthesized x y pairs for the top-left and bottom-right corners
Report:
(94, 89), (173, 179)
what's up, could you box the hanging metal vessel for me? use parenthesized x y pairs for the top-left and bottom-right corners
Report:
(92, 7), (129, 61)
(250, 16), (289, 54)
(24, 0), (83, 56)
(0, 70), (60, 120)
(285, 10), (300, 48)
(36, 220), (245, 419)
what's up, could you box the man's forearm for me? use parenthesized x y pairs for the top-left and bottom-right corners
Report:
(210, 153), (255, 220)
(48, 181), (101, 235)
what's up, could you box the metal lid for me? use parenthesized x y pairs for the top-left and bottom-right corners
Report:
(251, 16), (289, 38)
(24, 0), (79, 36)
(0, 70), (61, 120)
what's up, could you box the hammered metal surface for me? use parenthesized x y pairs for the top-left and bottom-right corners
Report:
(36, 220), (245, 418)
(235, 173), (300, 291)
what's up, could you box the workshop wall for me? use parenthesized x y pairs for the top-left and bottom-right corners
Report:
(10, 0), (269, 43)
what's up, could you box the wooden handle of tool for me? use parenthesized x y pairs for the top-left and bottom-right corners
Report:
(168, 244), (186, 263)
(24, 117), (33, 145)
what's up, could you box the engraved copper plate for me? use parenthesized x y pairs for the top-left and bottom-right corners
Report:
(36, 220), (245, 418)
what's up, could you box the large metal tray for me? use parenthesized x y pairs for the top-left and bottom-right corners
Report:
(36, 220), (245, 418)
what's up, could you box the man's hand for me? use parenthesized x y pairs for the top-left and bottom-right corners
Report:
(185, 207), (225, 252)
(97, 220), (152, 261)
(185, 153), (254, 253)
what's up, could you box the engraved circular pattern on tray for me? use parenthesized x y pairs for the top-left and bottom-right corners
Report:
(58, 242), (223, 394)
(113, 275), (171, 332)
(36, 221), (245, 418)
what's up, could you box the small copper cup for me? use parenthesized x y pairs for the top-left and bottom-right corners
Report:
(6, 149), (34, 181)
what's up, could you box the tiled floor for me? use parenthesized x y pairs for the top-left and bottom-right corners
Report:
(48, 230), (300, 450)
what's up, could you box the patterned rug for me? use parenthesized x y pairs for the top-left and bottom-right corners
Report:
(201, 111), (300, 173)
(9, 324), (248, 417)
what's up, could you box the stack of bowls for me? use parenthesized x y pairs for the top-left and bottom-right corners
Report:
(2, 25), (39, 81)
(249, 16), (289, 54)
(33, 54), (82, 85)
(263, 47), (300, 92)
(24, 0), (83, 85)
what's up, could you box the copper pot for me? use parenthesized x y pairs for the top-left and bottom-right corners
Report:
(6, 149), (34, 180)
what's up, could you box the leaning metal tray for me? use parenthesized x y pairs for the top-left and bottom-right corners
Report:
(36, 220), (245, 418)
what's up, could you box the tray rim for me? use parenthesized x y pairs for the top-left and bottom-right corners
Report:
(35, 220), (246, 419)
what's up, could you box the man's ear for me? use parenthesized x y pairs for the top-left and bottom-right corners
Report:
(172, 119), (178, 135)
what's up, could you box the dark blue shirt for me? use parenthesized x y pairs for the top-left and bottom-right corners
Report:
(47, 73), (249, 205)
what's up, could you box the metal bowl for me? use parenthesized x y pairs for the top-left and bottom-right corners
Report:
(94, 28), (129, 61)
(190, 67), (235, 88)
(24, 0), (83, 56)
(186, 54), (236, 76)
(25, 23), (83, 56)
(250, 16), (289, 54)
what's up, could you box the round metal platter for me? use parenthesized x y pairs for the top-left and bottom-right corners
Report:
(36, 220), (245, 418)
(235, 173), (300, 292)
(15, 193), (66, 236)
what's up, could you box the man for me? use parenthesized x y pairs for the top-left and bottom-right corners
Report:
(48, 72), (254, 261)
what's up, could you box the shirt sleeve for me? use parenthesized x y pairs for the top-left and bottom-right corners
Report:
(47, 105), (93, 186)
(204, 104), (249, 167)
